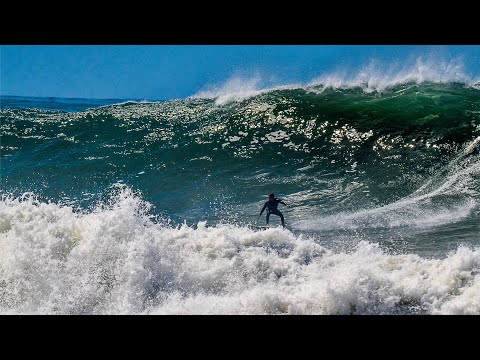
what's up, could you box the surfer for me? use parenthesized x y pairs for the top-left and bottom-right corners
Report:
(258, 193), (290, 228)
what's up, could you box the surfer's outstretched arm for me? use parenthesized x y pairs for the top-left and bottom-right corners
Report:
(280, 200), (290, 207)
(258, 202), (267, 219)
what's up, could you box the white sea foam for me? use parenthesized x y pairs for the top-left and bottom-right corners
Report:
(191, 74), (299, 105)
(191, 57), (479, 104)
(307, 57), (472, 93)
(1, 187), (479, 315)
(464, 136), (480, 155)
(295, 150), (480, 232)
(294, 200), (477, 232)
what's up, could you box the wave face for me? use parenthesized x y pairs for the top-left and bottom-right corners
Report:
(2, 82), (480, 314)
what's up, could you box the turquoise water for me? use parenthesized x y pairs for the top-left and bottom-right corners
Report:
(2, 82), (480, 314)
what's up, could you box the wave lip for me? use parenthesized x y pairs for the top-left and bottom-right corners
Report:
(191, 74), (299, 105)
(307, 57), (473, 92)
(191, 57), (479, 104)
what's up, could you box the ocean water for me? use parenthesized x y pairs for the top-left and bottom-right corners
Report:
(2, 73), (480, 314)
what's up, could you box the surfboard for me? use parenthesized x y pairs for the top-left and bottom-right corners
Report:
(253, 225), (271, 230)
(252, 225), (289, 230)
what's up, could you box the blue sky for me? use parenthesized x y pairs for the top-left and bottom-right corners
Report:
(2, 45), (480, 100)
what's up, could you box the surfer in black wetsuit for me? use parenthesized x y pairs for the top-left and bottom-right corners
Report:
(258, 193), (290, 228)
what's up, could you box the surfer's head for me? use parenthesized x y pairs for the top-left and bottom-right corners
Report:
(269, 193), (274, 199)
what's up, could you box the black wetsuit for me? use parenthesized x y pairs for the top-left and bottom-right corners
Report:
(259, 198), (286, 227)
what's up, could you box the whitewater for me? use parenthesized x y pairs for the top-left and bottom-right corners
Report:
(2, 58), (480, 314)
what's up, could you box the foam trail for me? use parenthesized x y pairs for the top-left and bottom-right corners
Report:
(1, 189), (480, 314)
(294, 201), (476, 232)
(296, 151), (480, 232)
(464, 136), (480, 155)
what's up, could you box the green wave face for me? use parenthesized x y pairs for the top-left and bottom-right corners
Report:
(2, 83), (480, 247)
(4, 83), (480, 314)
